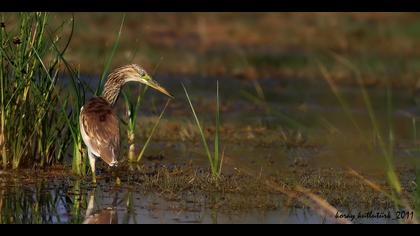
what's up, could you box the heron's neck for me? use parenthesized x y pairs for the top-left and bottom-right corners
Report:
(102, 79), (124, 106)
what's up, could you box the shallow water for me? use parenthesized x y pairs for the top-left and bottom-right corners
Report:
(0, 176), (402, 224)
(2, 75), (420, 224)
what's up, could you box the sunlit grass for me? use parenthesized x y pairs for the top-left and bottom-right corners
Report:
(0, 13), (77, 169)
(182, 81), (223, 179)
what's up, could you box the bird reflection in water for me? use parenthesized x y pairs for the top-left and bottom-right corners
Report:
(83, 191), (118, 224)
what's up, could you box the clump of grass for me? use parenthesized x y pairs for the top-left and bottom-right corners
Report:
(61, 68), (87, 176)
(182, 81), (223, 179)
(54, 21), (88, 176)
(0, 13), (76, 169)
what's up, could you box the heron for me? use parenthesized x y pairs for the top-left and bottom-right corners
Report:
(80, 64), (173, 183)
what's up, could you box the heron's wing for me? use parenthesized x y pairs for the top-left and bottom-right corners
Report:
(80, 97), (120, 166)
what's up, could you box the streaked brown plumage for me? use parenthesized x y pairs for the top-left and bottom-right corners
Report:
(80, 97), (120, 166)
(80, 64), (173, 183)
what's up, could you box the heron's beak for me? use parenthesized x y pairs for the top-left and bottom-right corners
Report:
(141, 75), (174, 99)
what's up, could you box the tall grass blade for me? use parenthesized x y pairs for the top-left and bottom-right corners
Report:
(136, 99), (170, 162)
(214, 80), (220, 174)
(182, 83), (215, 174)
(96, 14), (125, 96)
(332, 54), (401, 194)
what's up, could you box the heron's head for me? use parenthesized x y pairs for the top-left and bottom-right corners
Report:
(120, 64), (173, 98)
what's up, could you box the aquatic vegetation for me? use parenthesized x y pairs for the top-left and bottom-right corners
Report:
(124, 86), (148, 162)
(318, 55), (419, 223)
(59, 61), (88, 176)
(0, 180), (69, 224)
(135, 100), (170, 162)
(0, 13), (76, 169)
(183, 81), (223, 179)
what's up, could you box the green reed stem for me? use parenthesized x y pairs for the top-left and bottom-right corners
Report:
(183, 82), (222, 178)
(136, 99), (170, 162)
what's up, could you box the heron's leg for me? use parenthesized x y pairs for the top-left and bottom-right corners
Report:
(88, 151), (97, 184)
(85, 191), (95, 218)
